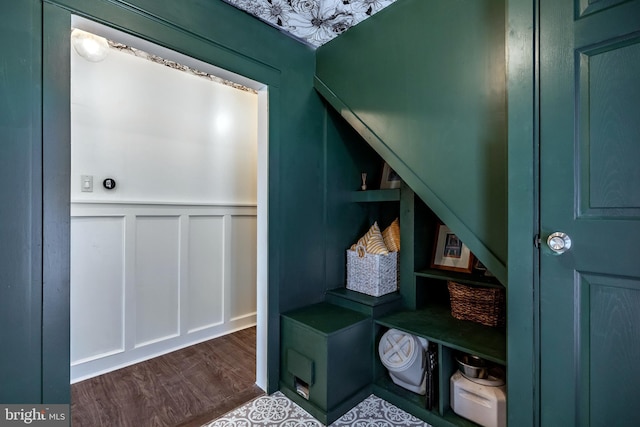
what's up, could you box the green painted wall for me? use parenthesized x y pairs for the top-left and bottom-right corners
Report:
(2, 0), (331, 402)
(315, 0), (508, 284)
(0, 0), (43, 403)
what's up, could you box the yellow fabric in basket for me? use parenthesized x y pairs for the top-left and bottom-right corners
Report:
(382, 218), (400, 252)
(351, 222), (389, 257)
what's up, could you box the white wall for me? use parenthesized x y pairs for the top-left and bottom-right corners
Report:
(71, 41), (257, 204)
(70, 38), (258, 382)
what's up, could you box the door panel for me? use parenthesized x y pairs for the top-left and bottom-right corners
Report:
(578, 0), (633, 17)
(579, 37), (640, 215)
(581, 274), (640, 427)
(540, 0), (640, 425)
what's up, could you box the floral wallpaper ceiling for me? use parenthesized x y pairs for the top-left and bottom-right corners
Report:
(221, 0), (397, 47)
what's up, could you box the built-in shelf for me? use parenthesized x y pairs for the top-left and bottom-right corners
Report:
(376, 305), (506, 364)
(341, 183), (505, 427)
(350, 188), (400, 203)
(325, 287), (403, 317)
(415, 268), (503, 288)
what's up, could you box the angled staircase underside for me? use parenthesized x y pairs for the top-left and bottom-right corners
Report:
(315, 0), (507, 284)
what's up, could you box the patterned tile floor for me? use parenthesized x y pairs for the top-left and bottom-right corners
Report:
(205, 392), (430, 427)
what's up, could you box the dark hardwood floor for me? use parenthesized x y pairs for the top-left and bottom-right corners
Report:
(71, 327), (263, 427)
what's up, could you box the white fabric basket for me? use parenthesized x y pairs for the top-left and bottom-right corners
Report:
(346, 250), (398, 297)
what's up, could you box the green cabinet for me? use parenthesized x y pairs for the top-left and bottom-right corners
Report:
(342, 185), (506, 426)
(279, 302), (373, 425)
(374, 290), (506, 426)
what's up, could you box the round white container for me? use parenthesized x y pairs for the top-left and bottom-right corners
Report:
(450, 371), (506, 427)
(378, 329), (428, 394)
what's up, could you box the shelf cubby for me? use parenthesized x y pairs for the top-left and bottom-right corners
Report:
(375, 305), (506, 365)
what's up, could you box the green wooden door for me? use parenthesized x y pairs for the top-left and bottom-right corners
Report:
(540, 0), (640, 425)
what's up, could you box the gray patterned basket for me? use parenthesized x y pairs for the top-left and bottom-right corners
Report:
(346, 250), (398, 297)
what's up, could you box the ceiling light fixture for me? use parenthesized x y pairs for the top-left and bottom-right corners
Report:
(71, 28), (109, 62)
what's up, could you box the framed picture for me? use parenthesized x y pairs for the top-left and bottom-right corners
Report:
(430, 223), (474, 273)
(380, 162), (402, 189)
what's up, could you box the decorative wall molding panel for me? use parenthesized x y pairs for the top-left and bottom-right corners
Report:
(70, 202), (257, 383)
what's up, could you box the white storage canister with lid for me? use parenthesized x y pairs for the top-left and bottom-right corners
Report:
(450, 371), (506, 427)
(378, 328), (428, 395)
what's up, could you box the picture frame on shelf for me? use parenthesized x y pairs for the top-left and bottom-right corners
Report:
(379, 162), (401, 189)
(430, 223), (474, 273)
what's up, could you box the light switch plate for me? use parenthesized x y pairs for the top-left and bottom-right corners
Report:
(81, 175), (93, 192)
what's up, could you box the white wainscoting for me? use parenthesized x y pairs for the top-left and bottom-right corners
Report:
(70, 202), (257, 383)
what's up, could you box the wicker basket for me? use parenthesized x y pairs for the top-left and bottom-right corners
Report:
(346, 250), (398, 297)
(447, 281), (505, 327)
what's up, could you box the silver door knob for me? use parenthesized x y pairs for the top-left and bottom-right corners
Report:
(547, 232), (572, 254)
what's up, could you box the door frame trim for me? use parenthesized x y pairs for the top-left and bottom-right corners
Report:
(506, 0), (540, 425)
(42, 0), (282, 400)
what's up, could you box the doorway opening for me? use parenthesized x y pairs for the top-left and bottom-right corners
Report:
(68, 16), (269, 392)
